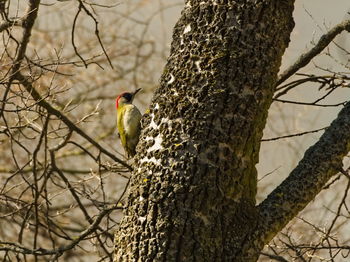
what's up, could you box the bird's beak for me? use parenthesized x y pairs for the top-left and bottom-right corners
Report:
(132, 88), (142, 97)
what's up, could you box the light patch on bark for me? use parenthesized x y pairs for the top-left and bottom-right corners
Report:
(138, 216), (146, 224)
(187, 95), (199, 104)
(195, 60), (202, 72)
(184, 24), (191, 34)
(139, 156), (161, 165)
(147, 133), (163, 152)
(180, 38), (185, 48)
(149, 113), (158, 130)
(167, 73), (176, 84)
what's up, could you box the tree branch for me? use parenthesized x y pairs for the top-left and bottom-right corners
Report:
(257, 102), (350, 244)
(0, 19), (23, 33)
(15, 72), (131, 170)
(2, 0), (131, 175)
(1, 0), (40, 119)
(0, 203), (121, 257)
(276, 19), (350, 86)
(260, 252), (289, 262)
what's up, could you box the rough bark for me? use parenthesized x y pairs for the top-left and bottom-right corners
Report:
(256, 102), (350, 247)
(114, 0), (295, 261)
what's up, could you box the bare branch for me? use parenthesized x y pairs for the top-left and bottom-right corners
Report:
(0, 203), (122, 257)
(276, 19), (350, 86)
(15, 72), (132, 170)
(78, 0), (114, 69)
(257, 102), (350, 244)
(0, 19), (23, 33)
(260, 252), (289, 262)
(0, 0), (40, 119)
(261, 126), (327, 142)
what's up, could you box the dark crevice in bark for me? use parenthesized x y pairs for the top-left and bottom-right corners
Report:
(161, 205), (173, 262)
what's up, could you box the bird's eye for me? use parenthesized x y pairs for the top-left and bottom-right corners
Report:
(124, 93), (132, 101)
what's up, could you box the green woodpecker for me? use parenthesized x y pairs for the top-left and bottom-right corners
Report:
(116, 88), (142, 158)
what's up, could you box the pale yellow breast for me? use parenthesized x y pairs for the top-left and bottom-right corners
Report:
(123, 104), (142, 137)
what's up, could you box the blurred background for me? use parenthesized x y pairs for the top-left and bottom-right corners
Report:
(0, 0), (350, 261)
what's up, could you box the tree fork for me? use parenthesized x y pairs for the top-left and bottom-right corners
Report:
(114, 0), (295, 261)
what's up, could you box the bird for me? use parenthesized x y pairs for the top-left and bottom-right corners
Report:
(116, 88), (142, 158)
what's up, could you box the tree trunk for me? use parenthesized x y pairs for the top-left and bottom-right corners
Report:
(115, 0), (295, 261)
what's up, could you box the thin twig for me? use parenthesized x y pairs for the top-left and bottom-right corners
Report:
(277, 19), (350, 86)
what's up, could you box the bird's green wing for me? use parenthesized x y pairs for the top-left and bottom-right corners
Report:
(117, 109), (127, 149)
